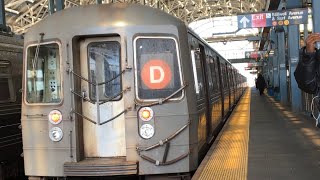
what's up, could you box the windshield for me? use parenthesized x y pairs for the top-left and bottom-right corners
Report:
(134, 36), (183, 101)
(26, 43), (61, 103)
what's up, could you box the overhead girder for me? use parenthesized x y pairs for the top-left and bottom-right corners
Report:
(3, 0), (266, 34)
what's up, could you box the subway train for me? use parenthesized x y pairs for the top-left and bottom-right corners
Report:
(21, 3), (247, 180)
(0, 33), (24, 179)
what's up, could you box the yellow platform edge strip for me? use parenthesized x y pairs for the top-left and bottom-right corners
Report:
(192, 89), (251, 180)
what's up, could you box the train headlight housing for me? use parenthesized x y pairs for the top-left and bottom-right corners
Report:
(49, 127), (63, 142)
(48, 110), (62, 124)
(139, 124), (154, 139)
(139, 107), (154, 121)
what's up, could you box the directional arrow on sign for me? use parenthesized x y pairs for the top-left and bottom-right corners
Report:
(240, 16), (250, 28)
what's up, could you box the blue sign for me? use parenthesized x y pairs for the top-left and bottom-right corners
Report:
(237, 8), (308, 29)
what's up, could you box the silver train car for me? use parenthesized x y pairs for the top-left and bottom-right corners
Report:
(21, 3), (247, 179)
(0, 34), (24, 179)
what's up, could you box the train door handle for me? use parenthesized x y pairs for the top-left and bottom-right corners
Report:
(82, 90), (88, 101)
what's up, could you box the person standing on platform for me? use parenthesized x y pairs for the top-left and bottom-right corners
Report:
(294, 33), (320, 128)
(294, 33), (320, 94)
(256, 73), (266, 95)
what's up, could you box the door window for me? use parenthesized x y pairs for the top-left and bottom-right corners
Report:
(26, 43), (61, 103)
(87, 41), (121, 101)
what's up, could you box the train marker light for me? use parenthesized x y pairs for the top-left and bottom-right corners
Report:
(48, 110), (62, 124)
(140, 124), (155, 139)
(49, 127), (63, 142)
(139, 107), (154, 121)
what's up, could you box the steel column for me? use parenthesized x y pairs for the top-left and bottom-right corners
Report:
(56, 0), (65, 12)
(0, 0), (5, 30)
(49, 0), (55, 15)
(304, 23), (308, 41)
(269, 56), (274, 87)
(267, 56), (272, 87)
(271, 30), (279, 95)
(287, 0), (302, 112)
(312, 0), (320, 32)
(277, 28), (288, 104)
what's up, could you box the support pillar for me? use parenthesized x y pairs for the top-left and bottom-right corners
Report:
(55, 0), (65, 12)
(287, 0), (302, 112)
(271, 30), (279, 98)
(0, 0), (6, 30)
(48, 0), (55, 15)
(277, 27), (288, 104)
(267, 56), (272, 87)
(312, 0), (320, 32)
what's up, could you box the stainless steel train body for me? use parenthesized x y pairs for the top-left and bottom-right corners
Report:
(21, 3), (247, 179)
(0, 34), (24, 179)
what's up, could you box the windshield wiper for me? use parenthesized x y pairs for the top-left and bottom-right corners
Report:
(31, 33), (45, 73)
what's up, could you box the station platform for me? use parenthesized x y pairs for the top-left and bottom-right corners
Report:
(192, 88), (320, 180)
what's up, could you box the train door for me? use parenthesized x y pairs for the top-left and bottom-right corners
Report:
(80, 37), (126, 157)
(216, 58), (225, 118)
(225, 63), (231, 110)
(198, 45), (213, 142)
(229, 66), (234, 107)
(209, 55), (223, 134)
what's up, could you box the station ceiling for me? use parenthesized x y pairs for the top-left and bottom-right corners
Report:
(3, 0), (268, 34)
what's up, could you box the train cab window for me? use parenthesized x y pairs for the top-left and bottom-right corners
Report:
(221, 63), (228, 89)
(208, 56), (217, 92)
(26, 43), (61, 104)
(205, 56), (214, 93)
(88, 41), (121, 101)
(134, 37), (183, 101)
(0, 61), (15, 103)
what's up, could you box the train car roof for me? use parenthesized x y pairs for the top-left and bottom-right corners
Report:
(25, 3), (185, 37)
(187, 28), (232, 65)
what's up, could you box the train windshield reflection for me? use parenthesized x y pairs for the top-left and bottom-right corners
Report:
(26, 43), (61, 103)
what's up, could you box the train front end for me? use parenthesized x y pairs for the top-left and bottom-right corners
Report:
(21, 4), (197, 179)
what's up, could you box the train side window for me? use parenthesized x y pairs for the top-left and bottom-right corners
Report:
(88, 41), (121, 101)
(214, 57), (220, 91)
(26, 42), (61, 104)
(0, 61), (15, 103)
(134, 37), (183, 101)
(205, 56), (214, 93)
(220, 63), (226, 89)
(209, 56), (217, 92)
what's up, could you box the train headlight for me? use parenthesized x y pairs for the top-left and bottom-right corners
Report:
(139, 107), (154, 121)
(48, 110), (62, 124)
(140, 124), (154, 139)
(49, 127), (63, 142)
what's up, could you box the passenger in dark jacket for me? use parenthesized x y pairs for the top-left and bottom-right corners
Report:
(294, 33), (320, 94)
(256, 73), (266, 95)
(294, 33), (320, 128)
